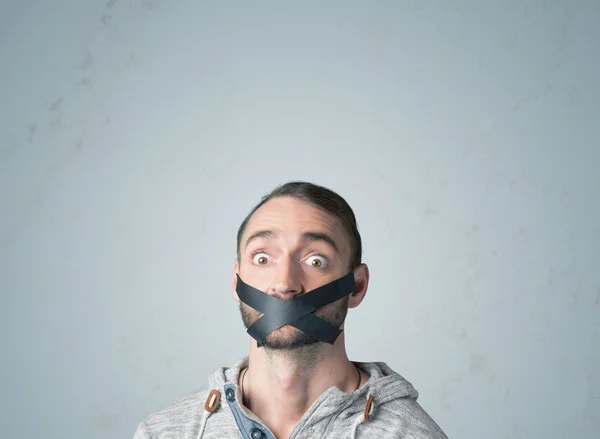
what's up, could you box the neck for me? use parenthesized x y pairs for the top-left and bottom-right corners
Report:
(240, 334), (363, 433)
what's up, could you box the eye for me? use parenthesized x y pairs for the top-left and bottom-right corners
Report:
(305, 255), (328, 268)
(252, 252), (271, 266)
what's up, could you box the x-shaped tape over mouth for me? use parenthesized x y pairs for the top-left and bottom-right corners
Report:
(236, 272), (356, 346)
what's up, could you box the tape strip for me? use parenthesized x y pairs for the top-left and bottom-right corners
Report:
(236, 272), (356, 345)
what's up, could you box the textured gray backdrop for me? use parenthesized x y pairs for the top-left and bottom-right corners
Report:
(1, 1), (599, 438)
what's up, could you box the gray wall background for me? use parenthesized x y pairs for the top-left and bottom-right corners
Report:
(1, 1), (599, 438)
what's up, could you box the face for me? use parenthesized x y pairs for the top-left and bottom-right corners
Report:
(233, 196), (355, 350)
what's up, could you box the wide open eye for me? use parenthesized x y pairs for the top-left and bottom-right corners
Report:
(305, 255), (329, 268)
(252, 252), (271, 266)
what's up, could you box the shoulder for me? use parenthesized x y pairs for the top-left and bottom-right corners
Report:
(369, 397), (448, 438)
(133, 386), (211, 438)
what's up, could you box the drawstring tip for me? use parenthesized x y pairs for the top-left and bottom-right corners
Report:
(364, 395), (375, 421)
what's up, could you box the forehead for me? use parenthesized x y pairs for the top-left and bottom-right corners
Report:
(243, 196), (348, 249)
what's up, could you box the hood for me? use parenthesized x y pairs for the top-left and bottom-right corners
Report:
(208, 356), (419, 401)
(199, 357), (422, 439)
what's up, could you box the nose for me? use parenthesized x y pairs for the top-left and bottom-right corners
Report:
(270, 257), (302, 297)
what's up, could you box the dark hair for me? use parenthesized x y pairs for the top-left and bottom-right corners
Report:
(236, 181), (362, 269)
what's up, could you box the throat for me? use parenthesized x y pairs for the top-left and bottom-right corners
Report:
(239, 362), (363, 419)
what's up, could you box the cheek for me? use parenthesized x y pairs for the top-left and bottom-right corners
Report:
(316, 297), (347, 314)
(239, 302), (262, 321)
(240, 264), (276, 285)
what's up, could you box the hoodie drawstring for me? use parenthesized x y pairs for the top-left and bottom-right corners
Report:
(197, 389), (221, 439)
(350, 394), (375, 439)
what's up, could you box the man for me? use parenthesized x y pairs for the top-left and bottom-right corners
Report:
(133, 181), (448, 438)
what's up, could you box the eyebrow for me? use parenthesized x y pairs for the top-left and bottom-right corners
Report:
(300, 232), (339, 253)
(244, 230), (274, 249)
(244, 230), (340, 253)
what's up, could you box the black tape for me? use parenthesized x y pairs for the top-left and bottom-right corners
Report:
(236, 272), (356, 346)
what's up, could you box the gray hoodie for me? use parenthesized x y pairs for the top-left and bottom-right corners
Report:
(133, 357), (448, 438)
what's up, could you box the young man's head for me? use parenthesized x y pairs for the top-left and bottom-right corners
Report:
(232, 181), (369, 350)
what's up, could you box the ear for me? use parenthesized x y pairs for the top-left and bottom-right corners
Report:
(232, 258), (241, 302)
(348, 263), (369, 309)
